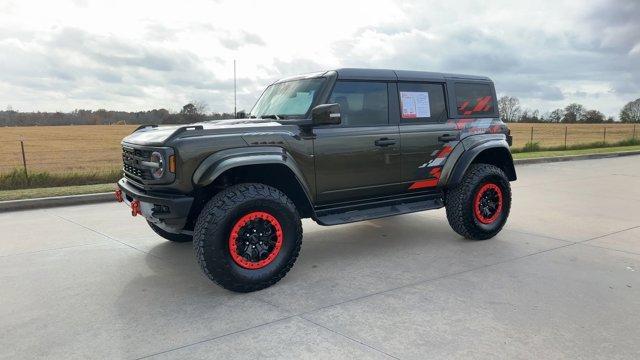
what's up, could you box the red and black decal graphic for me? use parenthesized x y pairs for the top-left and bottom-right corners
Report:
(457, 96), (493, 115)
(407, 117), (509, 191)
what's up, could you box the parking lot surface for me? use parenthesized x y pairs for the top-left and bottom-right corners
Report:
(1, 156), (640, 359)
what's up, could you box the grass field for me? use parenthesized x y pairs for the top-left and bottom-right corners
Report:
(508, 123), (637, 148)
(0, 123), (637, 176)
(0, 125), (136, 174)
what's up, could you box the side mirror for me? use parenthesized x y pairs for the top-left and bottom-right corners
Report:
(311, 103), (341, 126)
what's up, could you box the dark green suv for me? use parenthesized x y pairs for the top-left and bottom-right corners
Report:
(116, 68), (516, 292)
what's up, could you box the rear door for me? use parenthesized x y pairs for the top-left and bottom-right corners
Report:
(397, 81), (459, 190)
(313, 81), (401, 204)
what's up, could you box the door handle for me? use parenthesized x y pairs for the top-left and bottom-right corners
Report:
(374, 138), (396, 147)
(438, 134), (457, 142)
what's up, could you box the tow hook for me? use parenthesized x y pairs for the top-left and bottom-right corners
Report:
(131, 199), (141, 216)
(114, 189), (123, 203)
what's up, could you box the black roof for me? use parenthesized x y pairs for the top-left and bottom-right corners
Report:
(275, 68), (491, 83)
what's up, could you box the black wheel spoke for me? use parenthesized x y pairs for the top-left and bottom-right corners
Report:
(234, 217), (279, 263)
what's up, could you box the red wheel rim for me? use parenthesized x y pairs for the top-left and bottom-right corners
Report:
(473, 183), (503, 224)
(228, 211), (283, 269)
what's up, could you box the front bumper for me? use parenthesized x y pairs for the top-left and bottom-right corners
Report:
(116, 178), (194, 231)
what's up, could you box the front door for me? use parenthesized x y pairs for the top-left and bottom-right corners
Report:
(314, 81), (401, 204)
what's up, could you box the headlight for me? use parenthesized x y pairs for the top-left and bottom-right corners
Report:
(149, 151), (165, 179)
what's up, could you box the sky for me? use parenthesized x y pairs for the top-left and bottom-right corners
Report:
(0, 0), (638, 118)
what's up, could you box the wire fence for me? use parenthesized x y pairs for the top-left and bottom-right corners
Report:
(0, 123), (638, 177)
(508, 123), (638, 149)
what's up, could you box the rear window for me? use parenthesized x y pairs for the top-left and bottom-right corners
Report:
(455, 83), (495, 116)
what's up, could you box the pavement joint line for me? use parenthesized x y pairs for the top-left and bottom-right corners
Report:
(577, 225), (640, 243)
(577, 242), (640, 257)
(505, 228), (573, 243)
(47, 210), (164, 260)
(298, 315), (400, 359)
(0, 242), (99, 259)
(134, 315), (299, 360)
(297, 241), (579, 317)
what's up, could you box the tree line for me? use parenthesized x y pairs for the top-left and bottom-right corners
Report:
(0, 102), (245, 127)
(2, 97), (640, 126)
(497, 96), (640, 123)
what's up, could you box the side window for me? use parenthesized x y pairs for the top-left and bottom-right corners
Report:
(455, 83), (496, 116)
(398, 83), (447, 123)
(328, 81), (388, 126)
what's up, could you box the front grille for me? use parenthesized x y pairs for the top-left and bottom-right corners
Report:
(122, 146), (154, 181)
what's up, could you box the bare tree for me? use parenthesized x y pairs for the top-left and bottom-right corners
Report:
(497, 96), (521, 122)
(620, 98), (640, 123)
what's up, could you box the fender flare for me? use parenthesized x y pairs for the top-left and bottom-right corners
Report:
(446, 139), (516, 187)
(192, 146), (314, 203)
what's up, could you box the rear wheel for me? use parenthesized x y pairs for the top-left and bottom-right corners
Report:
(445, 163), (511, 240)
(147, 221), (192, 243)
(193, 183), (302, 292)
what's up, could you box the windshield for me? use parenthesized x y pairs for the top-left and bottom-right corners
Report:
(250, 78), (325, 119)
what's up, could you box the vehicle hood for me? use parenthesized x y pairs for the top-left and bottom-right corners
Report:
(121, 118), (285, 146)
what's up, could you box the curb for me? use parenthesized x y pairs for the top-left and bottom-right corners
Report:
(513, 149), (640, 165)
(0, 192), (113, 212)
(1, 151), (639, 212)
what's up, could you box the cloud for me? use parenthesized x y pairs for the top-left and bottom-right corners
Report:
(0, 0), (637, 117)
(220, 31), (265, 50)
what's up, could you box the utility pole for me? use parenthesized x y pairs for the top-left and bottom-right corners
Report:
(233, 59), (237, 119)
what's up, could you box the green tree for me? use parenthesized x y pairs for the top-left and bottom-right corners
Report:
(582, 109), (605, 123)
(179, 101), (208, 123)
(548, 108), (565, 123)
(562, 103), (585, 123)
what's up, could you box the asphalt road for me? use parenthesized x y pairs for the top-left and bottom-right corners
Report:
(2, 156), (640, 359)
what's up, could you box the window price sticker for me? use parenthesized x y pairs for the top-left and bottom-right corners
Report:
(401, 91), (431, 118)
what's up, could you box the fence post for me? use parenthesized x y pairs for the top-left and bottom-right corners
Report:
(603, 127), (607, 144)
(634, 124), (637, 140)
(20, 139), (29, 182)
(529, 126), (534, 151)
(564, 126), (568, 150)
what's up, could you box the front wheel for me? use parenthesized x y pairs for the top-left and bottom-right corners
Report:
(193, 183), (302, 292)
(445, 163), (511, 240)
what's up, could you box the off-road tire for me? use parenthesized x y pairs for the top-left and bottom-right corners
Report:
(445, 163), (511, 240)
(148, 221), (193, 243)
(193, 183), (303, 292)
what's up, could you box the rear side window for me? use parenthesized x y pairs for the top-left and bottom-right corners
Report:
(398, 83), (447, 123)
(455, 83), (495, 116)
(329, 81), (388, 126)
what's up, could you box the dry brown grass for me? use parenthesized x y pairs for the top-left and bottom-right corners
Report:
(0, 123), (637, 174)
(0, 125), (136, 174)
(508, 123), (637, 148)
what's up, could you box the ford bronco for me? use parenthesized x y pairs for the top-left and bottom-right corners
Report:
(116, 68), (516, 292)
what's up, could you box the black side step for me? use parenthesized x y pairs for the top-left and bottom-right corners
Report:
(314, 192), (444, 226)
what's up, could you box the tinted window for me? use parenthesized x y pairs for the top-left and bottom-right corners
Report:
(398, 83), (447, 123)
(329, 81), (388, 126)
(455, 83), (495, 116)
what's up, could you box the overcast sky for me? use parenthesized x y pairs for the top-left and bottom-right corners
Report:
(1, 0), (638, 117)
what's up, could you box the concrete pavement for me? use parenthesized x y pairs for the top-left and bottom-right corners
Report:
(1, 156), (639, 359)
